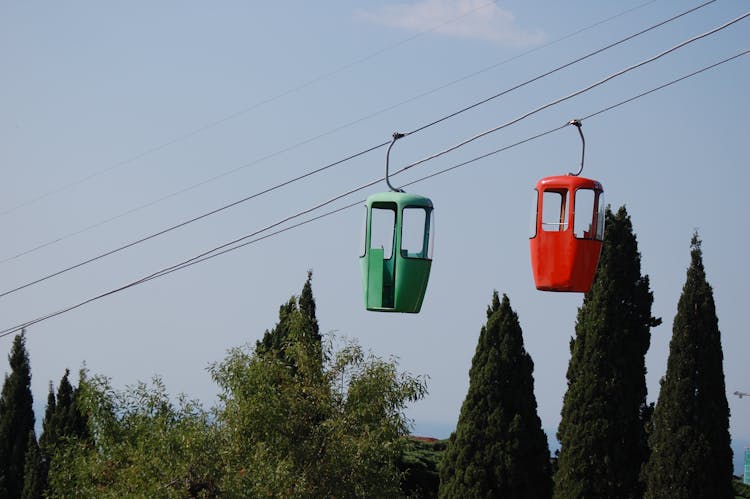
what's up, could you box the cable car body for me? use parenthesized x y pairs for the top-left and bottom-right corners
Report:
(360, 191), (434, 312)
(529, 175), (605, 292)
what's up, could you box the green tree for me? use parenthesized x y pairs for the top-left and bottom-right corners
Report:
(0, 332), (36, 497)
(439, 292), (552, 498)
(47, 274), (426, 498)
(397, 438), (447, 498)
(47, 375), (221, 498)
(555, 206), (660, 498)
(644, 233), (733, 498)
(47, 341), (425, 498)
(37, 369), (89, 496)
(22, 431), (42, 499)
(40, 369), (89, 447)
(298, 269), (320, 342)
(735, 480), (750, 498)
(211, 334), (425, 497)
(256, 271), (323, 367)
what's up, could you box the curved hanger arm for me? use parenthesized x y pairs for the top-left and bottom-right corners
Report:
(568, 119), (585, 176)
(385, 132), (405, 192)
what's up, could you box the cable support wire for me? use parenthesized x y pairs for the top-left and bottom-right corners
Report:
(0, 1), (725, 299)
(0, 1), (499, 219)
(0, 48), (746, 339)
(402, 0), (718, 137)
(0, 0), (714, 266)
(399, 10), (750, 173)
(0, 142), (387, 299)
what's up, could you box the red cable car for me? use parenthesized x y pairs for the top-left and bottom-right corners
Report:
(529, 120), (605, 293)
(529, 175), (604, 292)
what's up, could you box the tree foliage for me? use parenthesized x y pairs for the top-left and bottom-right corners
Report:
(397, 438), (447, 498)
(0, 332), (36, 497)
(440, 292), (551, 498)
(47, 273), (426, 497)
(40, 369), (89, 450)
(47, 375), (221, 498)
(734, 479), (750, 498)
(555, 206), (660, 498)
(32, 369), (90, 495)
(644, 233), (733, 498)
(256, 270), (322, 367)
(211, 335), (425, 497)
(22, 430), (42, 499)
(46, 340), (425, 498)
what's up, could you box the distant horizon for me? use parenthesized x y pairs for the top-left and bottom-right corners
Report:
(411, 420), (749, 478)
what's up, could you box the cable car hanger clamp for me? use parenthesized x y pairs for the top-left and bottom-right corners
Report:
(386, 131), (406, 192)
(569, 119), (585, 176)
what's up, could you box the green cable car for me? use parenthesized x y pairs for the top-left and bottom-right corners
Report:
(360, 132), (434, 313)
(360, 191), (434, 312)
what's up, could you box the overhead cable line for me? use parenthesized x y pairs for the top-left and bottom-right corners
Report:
(0, 1), (499, 219)
(0, 48), (745, 339)
(148, 44), (750, 280)
(385, 10), (750, 173)
(417, 0), (662, 98)
(0, 3), (721, 300)
(0, 142), (387, 300)
(401, 0), (718, 137)
(0, 0), (694, 265)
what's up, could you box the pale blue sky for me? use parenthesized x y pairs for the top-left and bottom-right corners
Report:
(2, 0), (748, 474)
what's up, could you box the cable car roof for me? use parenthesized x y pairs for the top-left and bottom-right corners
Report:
(366, 191), (433, 208)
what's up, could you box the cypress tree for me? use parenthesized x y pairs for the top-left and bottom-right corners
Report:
(554, 206), (660, 498)
(298, 270), (320, 343)
(439, 292), (552, 498)
(22, 430), (42, 499)
(69, 370), (90, 441)
(40, 369), (79, 444)
(256, 271), (322, 365)
(38, 369), (89, 497)
(0, 332), (36, 497)
(39, 382), (57, 452)
(644, 233), (733, 498)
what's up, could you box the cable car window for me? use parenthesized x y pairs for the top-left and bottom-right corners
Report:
(402, 207), (429, 258)
(542, 190), (568, 231)
(427, 209), (435, 260)
(359, 205), (367, 257)
(595, 192), (605, 240)
(573, 188), (596, 239)
(529, 189), (539, 238)
(370, 206), (396, 260)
